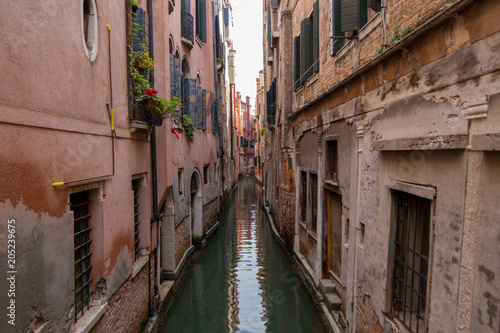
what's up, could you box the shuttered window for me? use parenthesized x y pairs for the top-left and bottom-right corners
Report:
(169, 55), (182, 118)
(196, 0), (207, 43)
(294, 36), (301, 91)
(132, 8), (145, 52)
(312, 1), (320, 73)
(332, 0), (344, 55)
(297, 1), (319, 87)
(340, 0), (367, 33)
(183, 78), (197, 120)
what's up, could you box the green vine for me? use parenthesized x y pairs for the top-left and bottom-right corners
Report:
(182, 115), (195, 143)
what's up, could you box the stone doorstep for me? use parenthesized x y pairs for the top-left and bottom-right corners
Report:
(324, 293), (342, 312)
(319, 278), (337, 294)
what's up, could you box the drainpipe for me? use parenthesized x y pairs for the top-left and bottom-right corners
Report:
(147, 0), (160, 315)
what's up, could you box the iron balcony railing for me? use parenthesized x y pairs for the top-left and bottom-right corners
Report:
(181, 10), (194, 44)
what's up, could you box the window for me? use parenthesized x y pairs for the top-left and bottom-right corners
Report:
(332, 0), (344, 55)
(82, 0), (98, 61)
(178, 169), (184, 195)
(310, 173), (318, 232)
(301, 171), (307, 221)
(390, 190), (431, 333)
(203, 165), (209, 185)
(326, 140), (338, 183)
(296, 1), (319, 87)
(195, 0), (207, 43)
(181, 0), (194, 45)
(71, 191), (93, 320)
(132, 178), (143, 260)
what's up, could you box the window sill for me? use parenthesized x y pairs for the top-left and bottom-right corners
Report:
(195, 35), (204, 48)
(306, 73), (318, 87)
(132, 255), (149, 279)
(71, 302), (108, 333)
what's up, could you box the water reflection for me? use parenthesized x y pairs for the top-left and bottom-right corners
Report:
(161, 177), (325, 333)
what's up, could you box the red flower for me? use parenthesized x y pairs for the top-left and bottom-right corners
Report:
(145, 89), (158, 96)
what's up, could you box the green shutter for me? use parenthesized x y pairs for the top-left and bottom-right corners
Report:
(305, 18), (314, 80)
(300, 20), (306, 84)
(196, 86), (203, 128)
(341, 0), (367, 32)
(202, 89), (207, 131)
(313, 1), (319, 73)
(333, 0), (344, 55)
(294, 36), (301, 90)
(200, 0), (207, 42)
(132, 8), (145, 52)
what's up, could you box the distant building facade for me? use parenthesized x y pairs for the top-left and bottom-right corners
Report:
(263, 0), (500, 332)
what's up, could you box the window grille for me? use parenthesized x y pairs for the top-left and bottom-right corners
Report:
(132, 179), (141, 260)
(310, 173), (318, 232)
(178, 169), (184, 195)
(71, 191), (93, 321)
(301, 171), (307, 221)
(392, 190), (431, 333)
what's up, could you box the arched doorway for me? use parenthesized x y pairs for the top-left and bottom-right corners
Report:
(190, 169), (203, 243)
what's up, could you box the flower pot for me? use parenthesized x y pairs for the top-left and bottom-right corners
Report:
(145, 99), (155, 108)
(150, 115), (164, 126)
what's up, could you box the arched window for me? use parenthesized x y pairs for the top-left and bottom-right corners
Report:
(82, 0), (98, 61)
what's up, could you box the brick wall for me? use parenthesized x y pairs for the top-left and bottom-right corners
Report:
(91, 253), (156, 333)
(355, 286), (384, 333)
(175, 217), (190, 266)
(292, 0), (454, 112)
(202, 197), (219, 234)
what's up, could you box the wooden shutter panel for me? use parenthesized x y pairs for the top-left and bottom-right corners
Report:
(341, 0), (367, 32)
(183, 77), (190, 117)
(174, 58), (181, 118)
(333, 0), (344, 55)
(196, 86), (203, 128)
(200, 0), (207, 43)
(170, 55), (176, 98)
(305, 18), (314, 80)
(212, 101), (218, 134)
(202, 89), (207, 131)
(223, 7), (229, 25)
(189, 79), (197, 122)
(182, 0), (190, 13)
(313, 1), (319, 73)
(300, 20), (306, 84)
(294, 36), (301, 90)
(133, 8), (145, 52)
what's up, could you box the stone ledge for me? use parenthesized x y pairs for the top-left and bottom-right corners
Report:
(132, 255), (149, 279)
(372, 134), (469, 151)
(71, 302), (108, 333)
(470, 133), (500, 151)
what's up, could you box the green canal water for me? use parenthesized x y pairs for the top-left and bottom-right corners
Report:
(160, 177), (326, 333)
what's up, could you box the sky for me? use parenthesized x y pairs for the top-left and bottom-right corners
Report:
(231, 0), (263, 108)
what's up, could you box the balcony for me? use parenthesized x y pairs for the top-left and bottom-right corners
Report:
(181, 11), (194, 48)
(129, 101), (151, 133)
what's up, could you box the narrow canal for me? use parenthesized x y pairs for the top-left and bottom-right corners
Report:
(160, 177), (326, 332)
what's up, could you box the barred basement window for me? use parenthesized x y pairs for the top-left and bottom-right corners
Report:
(132, 179), (141, 260)
(391, 190), (431, 333)
(71, 191), (93, 320)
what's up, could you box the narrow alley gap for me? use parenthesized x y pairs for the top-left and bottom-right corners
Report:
(159, 177), (327, 332)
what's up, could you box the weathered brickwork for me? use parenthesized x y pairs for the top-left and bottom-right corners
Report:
(175, 216), (191, 266)
(278, 148), (296, 247)
(292, 0), (467, 114)
(91, 254), (156, 333)
(202, 197), (219, 234)
(355, 287), (384, 333)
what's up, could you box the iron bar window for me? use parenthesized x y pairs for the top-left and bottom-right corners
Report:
(311, 173), (318, 232)
(132, 179), (141, 260)
(391, 190), (431, 333)
(71, 191), (93, 321)
(301, 171), (307, 221)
